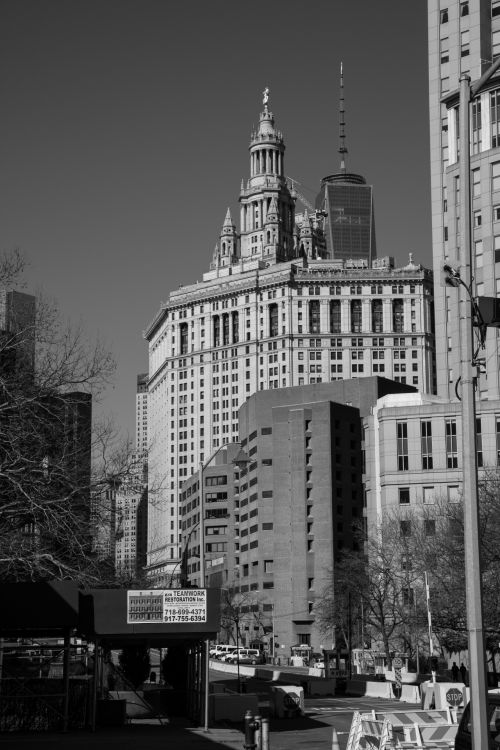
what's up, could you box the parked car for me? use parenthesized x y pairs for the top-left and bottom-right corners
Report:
(226, 648), (264, 665)
(209, 645), (226, 658)
(454, 691), (500, 749)
(218, 647), (239, 661)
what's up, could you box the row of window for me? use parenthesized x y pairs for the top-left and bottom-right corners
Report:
(397, 417), (495, 471)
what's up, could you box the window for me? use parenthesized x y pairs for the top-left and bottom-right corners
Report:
(496, 418), (500, 465)
(213, 316), (220, 347)
(421, 421), (433, 469)
(475, 239), (484, 268)
(494, 0), (500, 17)
(492, 162), (500, 192)
(232, 311), (239, 343)
(495, 234), (500, 263)
(371, 299), (383, 333)
(473, 210), (482, 227)
(399, 487), (410, 505)
(205, 475), (227, 486)
(441, 77), (449, 95)
(392, 300), (404, 333)
(351, 300), (362, 333)
(440, 37), (449, 64)
(440, 8), (448, 23)
(446, 419), (458, 468)
(180, 323), (188, 354)
(460, 29), (469, 57)
(330, 300), (341, 333)
(461, 1), (469, 15)
(397, 421), (409, 471)
(402, 588), (415, 607)
(472, 168), (480, 197)
(425, 520), (436, 536)
(448, 485), (460, 502)
(269, 303), (278, 337)
(492, 91), (500, 148)
(423, 486), (434, 504)
(494, 29), (500, 60)
(309, 300), (320, 334)
(400, 520), (411, 537)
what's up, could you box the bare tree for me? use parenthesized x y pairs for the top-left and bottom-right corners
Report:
(0, 251), (135, 584)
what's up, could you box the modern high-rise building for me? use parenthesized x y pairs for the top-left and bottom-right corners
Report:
(428, 0), (500, 399)
(145, 95), (435, 583)
(315, 66), (377, 265)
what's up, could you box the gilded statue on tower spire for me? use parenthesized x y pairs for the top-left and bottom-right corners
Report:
(263, 87), (269, 107)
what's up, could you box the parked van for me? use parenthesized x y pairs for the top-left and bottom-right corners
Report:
(211, 645), (237, 660)
(454, 692), (500, 749)
(226, 648), (264, 665)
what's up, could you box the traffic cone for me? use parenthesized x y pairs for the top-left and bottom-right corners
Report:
(331, 726), (341, 750)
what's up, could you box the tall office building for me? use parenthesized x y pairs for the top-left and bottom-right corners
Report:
(315, 66), (377, 265)
(428, 0), (500, 399)
(145, 95), (435, 583)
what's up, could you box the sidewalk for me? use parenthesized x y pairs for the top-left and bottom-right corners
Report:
(0, 720), (245, 750)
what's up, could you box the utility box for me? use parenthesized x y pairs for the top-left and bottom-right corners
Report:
(476, 296), (500, 327)
(271, 685), (304, 718)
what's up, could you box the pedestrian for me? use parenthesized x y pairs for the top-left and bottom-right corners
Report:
(460, 662), (467, 684)
(451, 661), (459, 681)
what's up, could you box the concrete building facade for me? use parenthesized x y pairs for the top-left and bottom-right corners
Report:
(179, 378), (414, 655)
(428, 0), (500, 399)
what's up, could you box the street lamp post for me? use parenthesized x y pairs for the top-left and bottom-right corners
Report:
(453, 60), (500, 747)
(198, 442), (250, 730)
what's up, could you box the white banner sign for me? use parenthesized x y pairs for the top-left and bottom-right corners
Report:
(127, 589), (207, 624)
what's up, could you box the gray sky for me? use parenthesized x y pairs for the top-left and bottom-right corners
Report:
(1, 0), (431, 438)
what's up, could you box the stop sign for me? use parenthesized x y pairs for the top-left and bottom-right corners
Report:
(446, 687), (463, 706)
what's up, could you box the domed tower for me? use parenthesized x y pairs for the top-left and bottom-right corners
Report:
(219, 207), (238, 267)
(239, 89), (296, 264)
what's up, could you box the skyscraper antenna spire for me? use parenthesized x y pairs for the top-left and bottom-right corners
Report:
(339, 62), (347, 173)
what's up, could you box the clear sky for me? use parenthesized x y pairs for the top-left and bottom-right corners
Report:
(0, 0), (431, 439)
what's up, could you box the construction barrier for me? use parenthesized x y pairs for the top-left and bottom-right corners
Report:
(346, 679), (368, 696)
(270, 685), (304, 718)
(400, 721), (458, 747)
(364, 709), (459, 749)
(400, 684), (421, 703)
(364, 681), (393, 699)
(368, 708), (454, 728)
(433, 682), (467, 710)
(346, 711), (393, 750)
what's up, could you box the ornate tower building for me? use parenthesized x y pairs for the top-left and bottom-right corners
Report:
(239, 91), (297, 263)
(144, 92), (434, 584)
